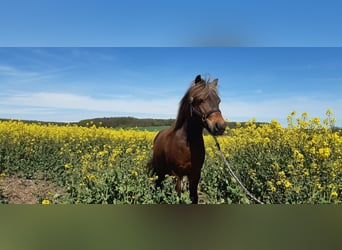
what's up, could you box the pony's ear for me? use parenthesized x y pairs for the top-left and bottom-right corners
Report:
(212, 78), (218, 86)
(194, 75), (202, 84)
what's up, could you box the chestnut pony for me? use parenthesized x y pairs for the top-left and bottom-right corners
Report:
(148, 75), (226, 203)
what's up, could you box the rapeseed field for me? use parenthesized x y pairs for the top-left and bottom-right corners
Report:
(0, 110), (340, 204)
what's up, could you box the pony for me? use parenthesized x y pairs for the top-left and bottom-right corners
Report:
(148, 75), (226, 203)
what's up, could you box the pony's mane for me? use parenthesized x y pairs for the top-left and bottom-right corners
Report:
(174, 78), (218, 130)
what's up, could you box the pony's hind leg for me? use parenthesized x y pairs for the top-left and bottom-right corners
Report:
(155, 174), (165, 189)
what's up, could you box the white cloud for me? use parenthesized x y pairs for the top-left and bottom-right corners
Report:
(0, 91), (341, 126)
(0, 65), (38, 77)
(0, 92), (179, 121)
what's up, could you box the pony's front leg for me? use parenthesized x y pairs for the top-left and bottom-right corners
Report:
(175, 175), (182, 197)
(189, 171), (201, 204)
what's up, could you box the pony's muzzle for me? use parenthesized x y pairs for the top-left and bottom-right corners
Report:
(207, 116), (226, 136)
(213, 121), (226, 135)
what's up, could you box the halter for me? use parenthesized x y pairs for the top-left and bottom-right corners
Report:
(190, 103), (221, 122)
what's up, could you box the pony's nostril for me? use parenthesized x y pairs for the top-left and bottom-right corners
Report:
(212, 123), (224, 135)
(215, 122), (226, 135)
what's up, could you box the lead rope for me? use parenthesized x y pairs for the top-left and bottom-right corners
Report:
(212, 135), (265, 204)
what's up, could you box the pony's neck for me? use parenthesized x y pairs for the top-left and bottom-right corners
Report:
(178, 116), (204, 146)
(187, 116), (204, 136)
(174, 92), (204, 140)
(175, 103), (203, 133)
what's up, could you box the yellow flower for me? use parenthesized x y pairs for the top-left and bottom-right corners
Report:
(64, 163), (72, 169)
(267, 181), (277, 192)
(310, 162), (318, 169)
(310, 117), (321, 125)
(126, 147), (133, 154)
(326, 109), (333, 116)
(278, 171), (286, 179)
(318, 148), (331, 160)
(86, 174), (96, 182)
(284, 180), (292, 189)
(303, 169), (309, 176)
(287, 164), (294, 171)
(330, 191), (338, 198)
(271, 162), (280, 170)
(293, 149), (304, 164)
(42, 199), (50, 205)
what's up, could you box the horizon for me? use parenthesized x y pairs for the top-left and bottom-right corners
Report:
(0, 47), (341, 127)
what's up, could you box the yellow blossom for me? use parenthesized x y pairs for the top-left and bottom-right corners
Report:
(42, 199), (50, 205)
(303, 169), (309, 176)
(267, 181), (277, 192)
(284, 180), (292, 189)
(278, 171), (286, 179)
(86, 174), (96, 182)
(64, 163), (72, 169)
(293, 149), (304, 166)
(310, 162), (318, 169)
(330, 191), (338, 198)
(318, 148), (331, 160)
(126, 147), (133, 154)
(326, 109), (333, 116)
(310, 117), (321, 125)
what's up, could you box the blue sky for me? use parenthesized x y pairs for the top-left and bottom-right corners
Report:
(1, 0), (342, 46)
(1, 1), (342, 126)
(0, 48), (341, 126)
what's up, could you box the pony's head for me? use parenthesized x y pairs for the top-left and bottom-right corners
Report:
(187, 75), (226, 135)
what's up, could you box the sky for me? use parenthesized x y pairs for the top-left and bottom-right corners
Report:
(1, 0), (342, 46)
(0, 1), (342, 126)
(0, 47), (341, 126)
